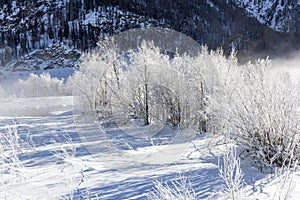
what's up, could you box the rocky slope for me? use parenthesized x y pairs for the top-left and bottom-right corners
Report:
(230, 0), (300, 32)
(0, 0), (299, 71)
(0, 0), (163, 70)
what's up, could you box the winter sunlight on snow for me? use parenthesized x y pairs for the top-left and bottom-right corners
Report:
(1, 1), (300, 199)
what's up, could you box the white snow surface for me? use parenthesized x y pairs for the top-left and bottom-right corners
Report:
(0, 95), (299, 199)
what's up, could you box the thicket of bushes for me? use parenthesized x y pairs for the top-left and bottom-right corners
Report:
(0, 73), (69, 98)
(70, 39), (300, 168)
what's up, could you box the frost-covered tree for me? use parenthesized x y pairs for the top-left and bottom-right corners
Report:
(114, 41), (171, 125)
(14, 73), (65, 97)
(69, 37), (122, 113)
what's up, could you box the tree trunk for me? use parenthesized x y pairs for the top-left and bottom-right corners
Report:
(144, 64), (150, 125)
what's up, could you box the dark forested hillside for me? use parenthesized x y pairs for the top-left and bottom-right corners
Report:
(98, 0), (300, 59)
(0, 0), (299, 70)
(0, 0), (163, 70)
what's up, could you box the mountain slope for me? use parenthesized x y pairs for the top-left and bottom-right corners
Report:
(0, 0), (163, 70)
(0, 0), (299, 70)
(229, 0), (300, 32)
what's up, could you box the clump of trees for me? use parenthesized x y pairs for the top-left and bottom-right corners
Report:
(14, 73), (67, 97)
(71, 39), (300, 168)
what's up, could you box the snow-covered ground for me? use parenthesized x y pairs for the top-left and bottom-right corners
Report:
(0, 95), (300, 199)
(0, 59), (299, 199)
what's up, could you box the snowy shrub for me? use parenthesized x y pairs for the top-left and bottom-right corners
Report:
(0, 125), (24, 173)
(218, 147), (244, 200)
(192, 48), (239, 134)
(226, 59), (300, 168)
(272, 160), (298, 200)
(146, 176), (196, 200)
(14, 73), (66, 97)
(0, 125), (26, 193)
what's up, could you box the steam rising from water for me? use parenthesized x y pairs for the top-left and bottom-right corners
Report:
(271, 51), (300, 81)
